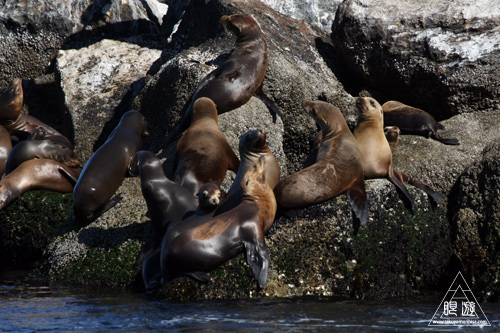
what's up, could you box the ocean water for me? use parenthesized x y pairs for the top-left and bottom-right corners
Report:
(1, 273), (498, 332)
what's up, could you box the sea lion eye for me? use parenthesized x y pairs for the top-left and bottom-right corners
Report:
(370, 100), (376, 108)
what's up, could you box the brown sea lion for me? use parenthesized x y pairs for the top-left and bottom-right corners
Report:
(161, 155), (276, 288)
(164, 14), (279, 147)
(5, 128), (79, 175)
(0, 125), (12, 177)
(383, 126), (446, 204)
(0, 159), (81, 211)
(72, 110), (149, 226)
(173, 97), (240, 196)
(213, 129), (280, 216)
(354, 97), (415, 210)
(274, 101), (368, 225)
(0, 78), (73, 148)
(382, 100), (459, 145)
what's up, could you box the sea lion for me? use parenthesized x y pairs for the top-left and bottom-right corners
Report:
(354, 97), (415, 210)
(173, 97), (240, 196)
(72, 110), (149, 226)
(5, 129), (79, 175)
(384, 126), (400, 153)
(0, 125), (12, 177)
(0, 78), (73, 148)
(0, 159), (81, 211)
(213, 129), (280, 215)
(164, 14), (279, 146)
(161, 155), (276, 288)
(382, 100), (459, 145)
(383, 126), (446, 204)
(274, 101), (368, 225)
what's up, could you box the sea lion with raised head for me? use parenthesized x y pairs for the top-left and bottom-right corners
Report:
(0, 159), (81, 211)
(382, 100), (459, 145)
(274, 100), (368, 225)
(72, 110), (149, 226)
(164, 14), (279, 147)
(161, 155), (276, 288)
(173, 97), (240, 196)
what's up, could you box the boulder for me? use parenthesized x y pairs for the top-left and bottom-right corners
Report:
(332, 0), (500, 119)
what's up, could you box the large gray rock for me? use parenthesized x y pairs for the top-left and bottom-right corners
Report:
(332, 0), (500, 119)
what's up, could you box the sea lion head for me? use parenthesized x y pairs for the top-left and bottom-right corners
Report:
(198, 183), (223, 212)
(0, 78), (24, 122)
(356, 97), (383, 123)
(120, 110), (149, 138)
(221, 14), (260, 37)
(239, 129), (268, 155)
(302, 100), (346, 136)
(192, 97), (218, 123)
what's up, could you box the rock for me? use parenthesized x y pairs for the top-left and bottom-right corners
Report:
(448, 143), (500, 302)
(332, 0), (500, 119)
(56, 38), (162, 161)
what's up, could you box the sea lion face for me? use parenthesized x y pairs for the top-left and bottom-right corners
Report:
(302, 100), (345, 135)
(198, 183), (223, 211)
(221, 14), (259, 37)
(384, 126), (400, 138)
(356, 97), (383, 122)
(192, 97), (218, 122)
(239, 129), (267, 154)
(0, 78), (23, 122)
(120, 110), (149, 138)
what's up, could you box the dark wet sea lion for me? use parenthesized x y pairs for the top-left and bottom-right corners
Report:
(0, 78), (73, 148)
(213, 129), (280, 216)
(164, 14), (279, 146)
(72, 110), (149, 226)
(173, 97), (240, 196)
(161, 155), (277, 288)
(0, 125), (12, 177)
(382, 100), (459, 145)
(274, 100), (368, 225)
(354, 97), (415, 210)
(0, 159), (81, 211)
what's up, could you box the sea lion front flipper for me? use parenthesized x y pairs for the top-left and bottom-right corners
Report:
(243, 238), (269, 288)
(253, 84), (281, 120)
(393, 169), (447, 205)
(387, 168), (415, 212)
(346, 181), (369, 226)
(89, 194), (123, 222)
(142, 248), (163, 291)
(185, 271), (211, 283)
(57, 166), (80, 185)
(432, 132), (460, 145)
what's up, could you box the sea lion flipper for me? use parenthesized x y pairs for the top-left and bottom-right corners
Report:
(254, 84), (281, 120)
(57, 166), (80, 185)
(141, 248), (163, 291)
(387, 169), (415, 212)
(243, 238), (269, 288)
(346, 182), (369, 226)
(88, 194), (123, 222)
(185, 271), (211, 283)
(432, 132), (460, 145)
(393, 169), (446, 205)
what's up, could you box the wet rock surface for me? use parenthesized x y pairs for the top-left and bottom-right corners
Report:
(0, 0), (499, 302)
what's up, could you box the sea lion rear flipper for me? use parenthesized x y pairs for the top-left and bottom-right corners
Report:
(243, 238), (269, 288)
(432, 132), (460, 145)
(346, 181), (369, 226)
(387, 168), (415, 212)
(185, 272), (211, 283)
(437, 122), (445, 130)
(254, 84), (281, 121)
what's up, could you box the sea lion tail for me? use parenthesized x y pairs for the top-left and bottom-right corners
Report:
(347, 181), (369, 226)
(244, 238), (269, 288)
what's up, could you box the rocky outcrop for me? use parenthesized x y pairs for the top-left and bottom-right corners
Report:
(0, 0), (499, 301)
(332, 0), (500, 119)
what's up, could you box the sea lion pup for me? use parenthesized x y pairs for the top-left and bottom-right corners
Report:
(173, 97), (240, 196)
(164, 14), (280, 147)
(354, 97), (415, 210)
(0, 159), (81, 211)
(72, 110), (149, 226)
(274, 101), (368, 225)
(382, 100), (459, 145)
(383, 126), (446, 204)
(139, 181), (223, 291)
(5, 127), (80, 175)
(0, 78), (73, 148)
(213, 129), (280, 216)
(0, 125), (12, 177)
(161, 155), (277, 288)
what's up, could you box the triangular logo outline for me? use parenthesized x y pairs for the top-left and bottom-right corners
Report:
(429, 271), (491, 326)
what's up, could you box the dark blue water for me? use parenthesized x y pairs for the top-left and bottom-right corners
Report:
(1, 273), (499, 332)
